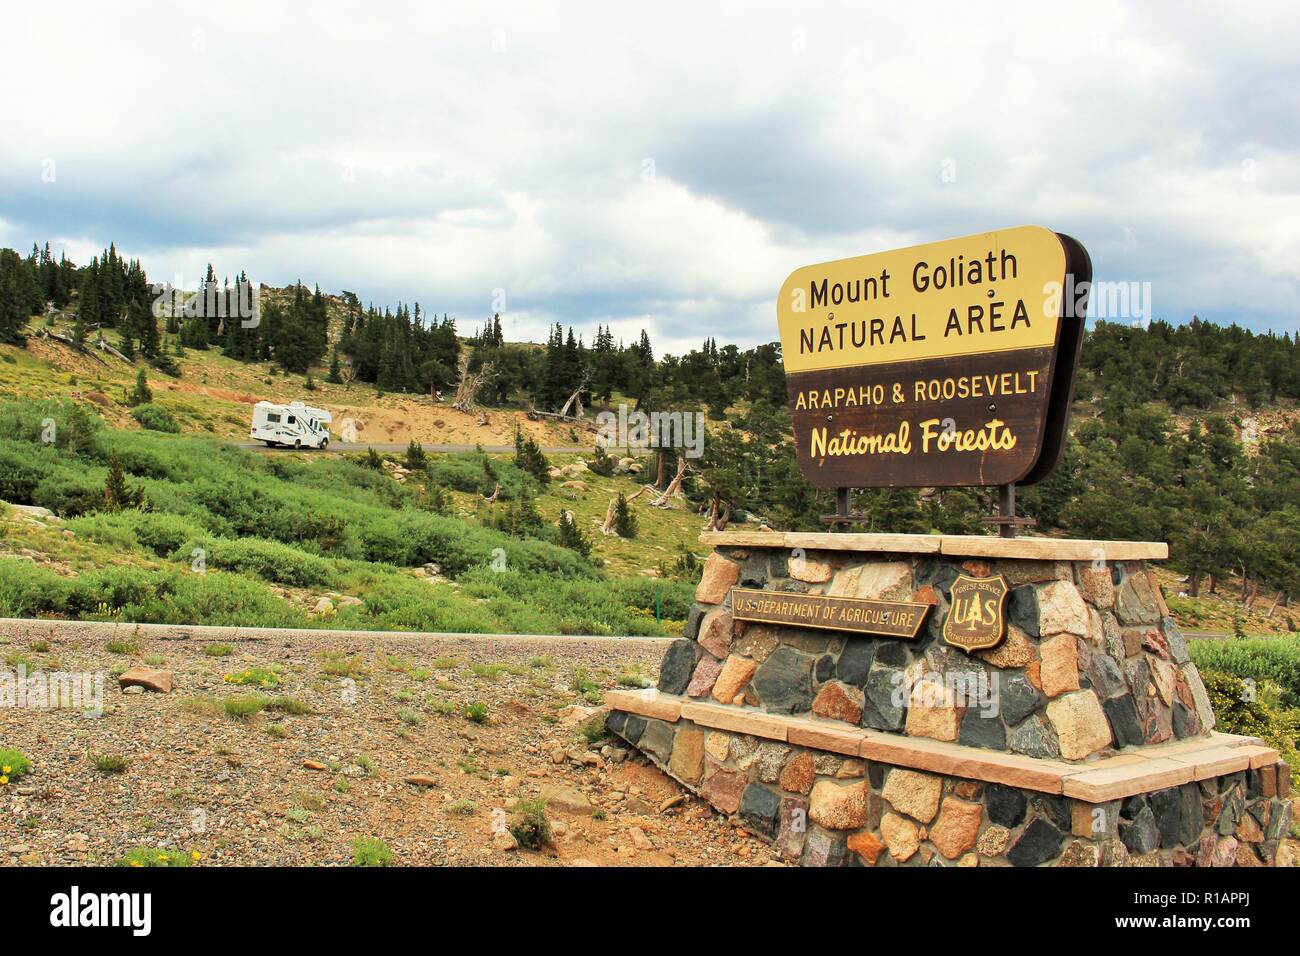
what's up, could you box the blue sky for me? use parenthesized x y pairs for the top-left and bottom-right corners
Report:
(1, 1), (1297, 355)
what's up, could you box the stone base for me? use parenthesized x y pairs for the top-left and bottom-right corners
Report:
(607, 703), (1292, 866)
(608, 532), (1294, 866)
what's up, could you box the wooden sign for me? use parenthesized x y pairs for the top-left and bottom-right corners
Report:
(776, 226), (1090, 488)
(730, 587), (930, 639)
(942, 574), (1010, 652)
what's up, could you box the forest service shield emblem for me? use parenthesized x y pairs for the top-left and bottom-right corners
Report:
(943, 574), (1010, 653)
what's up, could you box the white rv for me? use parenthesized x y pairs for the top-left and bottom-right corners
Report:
(249, 401), (333, 449)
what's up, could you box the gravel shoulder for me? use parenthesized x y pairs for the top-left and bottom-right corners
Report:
(0, 626), (776, 867)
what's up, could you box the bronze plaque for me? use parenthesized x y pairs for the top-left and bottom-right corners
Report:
(730, 587), (930, 639)
(942, 574), (1010, 652)
(776, 226), (1090, 488)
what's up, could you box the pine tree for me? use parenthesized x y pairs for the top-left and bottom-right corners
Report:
(613, 492), (637, 538)
(103, 452), (145, 511)
(128, 368), (153, 406)
(557, 510), (592, 558)
(513, 426), (551, 484)
(405, 438), (427, 471)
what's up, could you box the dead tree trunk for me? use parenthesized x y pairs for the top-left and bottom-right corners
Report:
(651, 458), (689, 507)
(453, 352), (493, 413)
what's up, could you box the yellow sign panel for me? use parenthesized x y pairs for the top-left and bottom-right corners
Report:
(777, 225), (1068, 374)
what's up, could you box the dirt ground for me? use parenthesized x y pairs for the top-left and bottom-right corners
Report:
(0, 628), (776, 867)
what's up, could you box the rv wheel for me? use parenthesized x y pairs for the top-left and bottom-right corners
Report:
(319, 439), (329, 450)
(294, 439), (302, 449)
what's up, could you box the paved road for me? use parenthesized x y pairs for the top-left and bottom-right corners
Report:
(0, 617), (674, 644)
(237, 441), (596, 454)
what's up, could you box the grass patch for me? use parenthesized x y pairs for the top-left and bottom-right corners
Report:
(203, 643), (233, 657)
(91, 753), (129, 774)
(463, 700), (489, 723)
(266, 695), (312, 715)
(351, 836), (392, 867)
(105, 640), (138, 655)
(224, 667), (281, 688)
(223, 694), (269, 719)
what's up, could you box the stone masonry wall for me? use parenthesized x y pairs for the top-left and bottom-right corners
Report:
(659, 547), (1216, 762)
(607, 710), (1293, 866)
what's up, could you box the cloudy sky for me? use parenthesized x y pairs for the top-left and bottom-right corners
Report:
(1, 1), (1297, 354)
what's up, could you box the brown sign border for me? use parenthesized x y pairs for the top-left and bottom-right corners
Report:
(730, 587), (931, 639)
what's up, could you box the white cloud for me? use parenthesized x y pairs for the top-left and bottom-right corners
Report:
(1, 0), (1298, 355)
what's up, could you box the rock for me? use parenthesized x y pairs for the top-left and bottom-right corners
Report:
(1007, 818), (1064, 866)
(739, 784), (782, 838)
(880, 811), (921, 861)
(976, 625), (1037, 669)
(656, 640), (700, 695)
(1038, 634), (1080, 698)
(1058, 840), (1099, 866)
(985, 784), (1028, 828)
(312, 597), (334, 615)
(1076, 566), (1115, 608)
(1120, 805), (1160, 854)
(629, 826), (653, 850)
(639, 720), (674, 763)
(1180, 664), (1216, 731)
(904, 677), (959, 741)
(123, 684), (144, 695)
(750, 742), (789, 782)
(403, 775), (438, 788)
(787, 552), (833, 583)
(697, 609), (735, 659)
(800, 827), (848, 867)
(882, 768), (943, 823)
(696, 554), (741, 604)
(734, 625), (780, 662)
(779, 752), (815, 794)
(1088, 653), (1128, 699)
(1103, 694), (1145, 748)
(704, 732), (730, 762)
(668, 725), (705, 785)
(976, 824), (1010, 856)
(827, 562), (912, 601)
(998, 672), (1041, 726)
(847, 830), (886, 865)
(863, 664), (907, 731)
(1009, 585), (1040, 637)
(929, 797), (984, 859)
(685, 656), (722, 698)
(699, 767), (747, 814)
(837, 639), (877, 687)
(1008, 715), (1060, 759)
(809, 779), (867, 829)
(492, 829), (519, 851)
(777, 797), (809, 861)
(1045, 690), (1113, 760)
(751, 646), (814, 713)
(1037, 581), (1089, 636)
(560, 480), (589, 491)
(711, 656), (757, 704)
(118, 667), (173, 694)
(302, 760), (329, 771)
(1115, 572), (1161, 625)
(539, 783), (592, 814)
(958, 708), (1006, 750)
(812, 680), (864, 724)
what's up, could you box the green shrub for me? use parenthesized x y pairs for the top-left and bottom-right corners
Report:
(32, 472), (105, 517)
(463, 701), (489, 723)
(351, 836), (392, 867)
(0, 748), (31, 782)
(509, 798), (552, 850)
(1192, 636), (1300, 706)
(203, 643), (233, 657)
(116, 847), (193, 867)
(225, 667), (281, 689)
(131, 403), (181, 433)
(1200, 668), (1300, 783)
